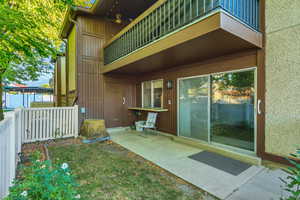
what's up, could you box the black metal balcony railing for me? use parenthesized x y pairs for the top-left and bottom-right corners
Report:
(104, 0), (260, 65)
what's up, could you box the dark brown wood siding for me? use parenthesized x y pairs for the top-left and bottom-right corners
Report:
(103, 74), (137, 128)
(135, 50), (260, 136)
(75, 16), (136, 127)
(76, 16), (123, 124)
(72, 15), (265, 160)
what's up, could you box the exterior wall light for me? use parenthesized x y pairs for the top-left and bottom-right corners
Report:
(115, 14), (122, 24)
(166, 80), (173, 89)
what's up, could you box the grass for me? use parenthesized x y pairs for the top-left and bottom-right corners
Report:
(48, 141), (209, 200)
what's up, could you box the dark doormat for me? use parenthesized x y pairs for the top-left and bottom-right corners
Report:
(188, 151), (252, 176)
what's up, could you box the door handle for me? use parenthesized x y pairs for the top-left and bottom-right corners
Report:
(122, 97), (126, 105)
(257, 99), (262, 115)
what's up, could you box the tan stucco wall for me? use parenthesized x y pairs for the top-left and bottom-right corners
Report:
(265, 0), (300, 156)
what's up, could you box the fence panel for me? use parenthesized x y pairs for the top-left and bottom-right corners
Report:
(22, 106), (79, 143)
(0, 106), (79, 199)
(0, 110), (22, 199)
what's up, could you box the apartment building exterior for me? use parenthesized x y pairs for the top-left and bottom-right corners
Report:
(53, 0), (300, 164)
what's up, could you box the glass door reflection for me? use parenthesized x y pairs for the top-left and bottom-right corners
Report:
(178, 76), (209, 142)
(211, 70), (255, 151)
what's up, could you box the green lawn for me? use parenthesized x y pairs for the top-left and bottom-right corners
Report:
(48, 142), (209, 200)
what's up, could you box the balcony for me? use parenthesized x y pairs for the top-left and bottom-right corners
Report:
(102, 0), (262, 74)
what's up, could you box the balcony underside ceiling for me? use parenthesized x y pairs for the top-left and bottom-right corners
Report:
(102, 11), (263, 75)
(94, 0), (157, 20)
(60, 0), (158, 38)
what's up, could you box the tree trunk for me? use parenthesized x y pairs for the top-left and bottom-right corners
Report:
(0, 76), (4, 121)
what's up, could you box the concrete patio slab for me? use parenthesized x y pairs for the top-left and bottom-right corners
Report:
(109, 130), (271, 199)
(226, 169), (290, 200)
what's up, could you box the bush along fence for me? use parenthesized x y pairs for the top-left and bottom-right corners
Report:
(3, 153), (80, 200)
(0, 106), (79, 199)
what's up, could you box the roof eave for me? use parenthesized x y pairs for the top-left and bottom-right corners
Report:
(59, 0), (102, 39)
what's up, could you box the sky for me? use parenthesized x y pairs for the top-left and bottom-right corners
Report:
(4, 72), (53, 109)
(4, 70), (53, 109)
(21, 56), (54, 87)
(24, 72), (53, 87)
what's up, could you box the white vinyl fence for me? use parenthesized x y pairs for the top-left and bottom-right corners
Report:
(0, 110), (22, 199)
(22, 106), (79, 143)
(0, 106), (79, 199)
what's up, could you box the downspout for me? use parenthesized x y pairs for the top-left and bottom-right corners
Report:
(68, 16), (82, 127)
(69, 16), (78, 27)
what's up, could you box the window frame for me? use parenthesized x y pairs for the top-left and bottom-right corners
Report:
(141, 79), (164, 108)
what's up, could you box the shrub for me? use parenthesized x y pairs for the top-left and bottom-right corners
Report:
(281, 149), (300, 200)
(5, 152), (80, 200)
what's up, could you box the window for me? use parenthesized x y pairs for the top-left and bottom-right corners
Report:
(142, 79), (163, 108)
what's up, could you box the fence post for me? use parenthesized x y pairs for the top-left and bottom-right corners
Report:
(74, 105), (79, 138)
(10, 112), (16, 188)
(15, 109), (22, 153)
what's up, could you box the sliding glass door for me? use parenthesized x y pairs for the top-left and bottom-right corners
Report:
(178, 76), (210, 141)
(211, 70), (255, 151)
(178, 69), (256, 152)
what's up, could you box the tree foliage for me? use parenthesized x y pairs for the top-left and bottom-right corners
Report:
(0, 0), (90, 120)
(212, 70), (255, 90)
(281, 150), (300, 200)
(1, 0), (72, 81)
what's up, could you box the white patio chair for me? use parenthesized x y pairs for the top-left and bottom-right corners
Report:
(140, 112), (158, 133)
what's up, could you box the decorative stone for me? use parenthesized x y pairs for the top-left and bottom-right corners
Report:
(80, 119), (109, 139)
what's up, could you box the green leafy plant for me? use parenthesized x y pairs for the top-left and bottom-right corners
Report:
(5, 152), (80, 200)
(130, 124), (136, 130)
(281, 149), (300, 200)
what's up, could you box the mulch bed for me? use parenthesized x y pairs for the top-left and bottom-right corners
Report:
(22, 138), (82, 162)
